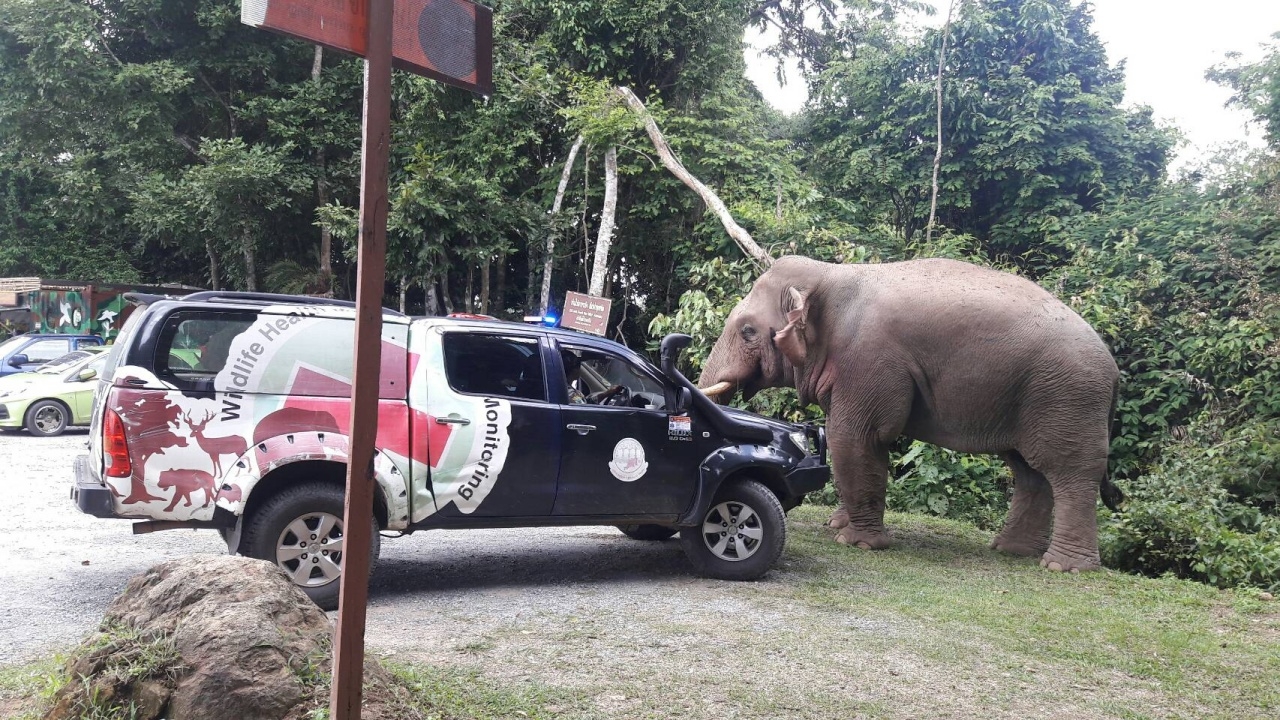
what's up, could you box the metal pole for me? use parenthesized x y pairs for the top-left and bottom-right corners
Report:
(330, 0), (393, 716)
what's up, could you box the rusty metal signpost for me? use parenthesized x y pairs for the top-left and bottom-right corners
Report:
(241, 1), (491, 717)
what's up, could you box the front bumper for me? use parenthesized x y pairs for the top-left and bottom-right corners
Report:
(71, 454), (117, 518)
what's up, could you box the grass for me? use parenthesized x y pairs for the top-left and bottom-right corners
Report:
(3, 507), (1276, 719)
(781, 506), (1280, 718)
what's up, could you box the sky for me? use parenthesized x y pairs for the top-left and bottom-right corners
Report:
(745, 0), (1280, 169)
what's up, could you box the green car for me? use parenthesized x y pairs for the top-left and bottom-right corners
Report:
(0, 347), (108, 436)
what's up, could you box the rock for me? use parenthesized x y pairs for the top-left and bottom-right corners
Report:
(47, 555), (332, 720)
(1260, 592), (1274, 601)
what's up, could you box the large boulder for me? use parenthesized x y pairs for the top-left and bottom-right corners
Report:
(45, 555), (402, 720)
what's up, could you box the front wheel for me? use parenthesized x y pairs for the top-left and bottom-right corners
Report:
(616, 524), (677, 541)
(680, 478), (786, 581)
(25, 400), (68, 436)
(241, 483), (380, 610)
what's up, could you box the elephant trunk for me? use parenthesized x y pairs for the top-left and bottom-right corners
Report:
(697, 345), (736, 404)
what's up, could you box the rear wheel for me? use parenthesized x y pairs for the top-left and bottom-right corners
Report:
(680, 478), (785, 581)
(616, 524), (677, 541)
(25, 400), (68, 437)
(242, 483), (380, 610)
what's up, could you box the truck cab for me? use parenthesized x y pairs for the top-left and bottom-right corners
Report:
(0, 333), (103, 376)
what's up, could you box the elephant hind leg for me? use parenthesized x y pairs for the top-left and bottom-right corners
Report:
(991, 452), (1053, 557)
(1039, 460), (1108, 572)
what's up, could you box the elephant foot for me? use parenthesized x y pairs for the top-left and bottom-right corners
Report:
(827, 507), (850, 530)
(1038, 548), (1101, 574)
(834, 525), (892, 550)
(990, 533), (1050, 558)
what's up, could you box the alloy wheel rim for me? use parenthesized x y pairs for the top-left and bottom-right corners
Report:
(276, 511), (345, 587)
(700, 500), (763, 561)
(33, 406), (64, 434)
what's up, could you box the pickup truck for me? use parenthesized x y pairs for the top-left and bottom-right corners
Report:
(72, 291), (828, 608)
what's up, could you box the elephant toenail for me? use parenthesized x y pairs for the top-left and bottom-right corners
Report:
(1070, 567), (1080, 575)
(1047, 561), (1063, 572)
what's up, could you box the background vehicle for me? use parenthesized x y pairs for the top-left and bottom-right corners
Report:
(0, 347), (108, 436)
(0, 333), (103, 377)
(72, 292), (828, 609)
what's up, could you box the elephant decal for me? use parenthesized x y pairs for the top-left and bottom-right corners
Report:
(698, 256), (1121, 573)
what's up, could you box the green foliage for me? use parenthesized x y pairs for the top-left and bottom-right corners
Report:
(887, 441), (1011, 530)
(1102, 419), (1280, 592)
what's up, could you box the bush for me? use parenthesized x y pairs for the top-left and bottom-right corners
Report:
(1102, 419), (1280, 592)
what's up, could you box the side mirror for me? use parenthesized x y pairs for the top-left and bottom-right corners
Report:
(77, 367), (98, 382)
(675, 386), (692, 414)
(8, 354), (29, 368)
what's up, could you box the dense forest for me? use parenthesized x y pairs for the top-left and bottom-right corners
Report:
(1, 0), (1277, 591)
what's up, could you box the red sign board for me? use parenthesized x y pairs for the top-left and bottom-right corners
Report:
(562, 291), (612, 336)
(242, 0), (493, 94)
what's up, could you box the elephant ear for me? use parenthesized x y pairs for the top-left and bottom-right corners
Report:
(773, 286), (809, 366)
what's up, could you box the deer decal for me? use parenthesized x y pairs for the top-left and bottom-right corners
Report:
(186, 410), (250, 477)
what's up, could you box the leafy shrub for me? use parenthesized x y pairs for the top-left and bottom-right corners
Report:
(1102, 419), (1280, 592)
(886, 441), (1011, 531)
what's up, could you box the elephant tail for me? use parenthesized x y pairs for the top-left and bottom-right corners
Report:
(1101, 378), (1126, 512)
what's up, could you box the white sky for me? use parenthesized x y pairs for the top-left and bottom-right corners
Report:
(745, 1), (1280, 169)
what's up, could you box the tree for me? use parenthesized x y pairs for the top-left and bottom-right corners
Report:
(802, 0), (1173, 262)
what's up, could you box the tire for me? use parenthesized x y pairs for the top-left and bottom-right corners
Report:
(616, 524), (678, 541)
(242, 483), (380, 611)
(680, 478), (786, 581)
(25, 400), (69, 437)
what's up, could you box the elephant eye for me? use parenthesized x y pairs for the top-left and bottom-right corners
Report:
(741, 325), (757, 340)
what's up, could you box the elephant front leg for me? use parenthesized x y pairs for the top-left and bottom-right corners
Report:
(828, 438), (892, 550)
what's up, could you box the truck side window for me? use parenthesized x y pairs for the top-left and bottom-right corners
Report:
(442, 333), (546, 402)
(155, 312), (256, 388)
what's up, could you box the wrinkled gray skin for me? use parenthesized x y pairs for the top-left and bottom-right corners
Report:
(698, 256), (1119, 572)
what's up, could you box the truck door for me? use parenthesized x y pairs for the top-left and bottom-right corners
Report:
(552, 343), (701, 517)
(422, 330), (561, 519)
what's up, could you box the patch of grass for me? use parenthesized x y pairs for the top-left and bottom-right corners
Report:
(783, 506), (1280, 718)
(387, 662), (588, 719)
(0, 656), (65, 720)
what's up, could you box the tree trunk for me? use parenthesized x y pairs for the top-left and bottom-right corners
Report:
(425, 278), (441, 316)
(440, 262), (454, 314)
(311, 47), (333, 295)
(495, 251), (507, 317)
(206, 238), (221, 291)
(480, 254), (491, 314)
(241, 225), (257, 292)
(614, 86), (772, 269)
(541, 134), (584, 314)
(464, 262), (474, 313)
(399, 275), (408, 313)
(588, 146), (618, 297)
(927, 1), (956, 245)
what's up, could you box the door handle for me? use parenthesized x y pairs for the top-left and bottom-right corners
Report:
(435, 415), (471, 426)
(566, 423), (596, 435)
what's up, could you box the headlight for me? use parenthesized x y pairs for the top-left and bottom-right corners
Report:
(788, 430), (811, 454)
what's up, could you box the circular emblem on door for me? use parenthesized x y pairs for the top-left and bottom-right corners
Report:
(608, 438), (648, 482)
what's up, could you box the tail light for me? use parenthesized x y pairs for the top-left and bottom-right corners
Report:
(103, 409), (132, 478)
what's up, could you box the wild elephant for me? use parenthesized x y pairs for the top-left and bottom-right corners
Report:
(697, 255), (1121, 572)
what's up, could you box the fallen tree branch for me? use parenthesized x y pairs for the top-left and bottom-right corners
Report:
(614, 86), (774, 269)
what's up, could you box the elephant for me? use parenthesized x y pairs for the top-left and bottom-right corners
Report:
(697, 255), (1121, 572)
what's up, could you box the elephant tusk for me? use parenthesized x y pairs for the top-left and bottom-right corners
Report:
(699, 381), (733, 396)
